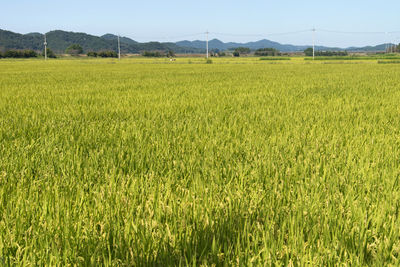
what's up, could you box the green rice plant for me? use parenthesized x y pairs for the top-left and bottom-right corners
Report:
(378, 60), (400, 64)
(260, 57), (291, 60)
(305, 55), (400, 61)
(1, 58), (400, 265)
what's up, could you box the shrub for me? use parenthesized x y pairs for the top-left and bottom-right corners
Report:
(260, 57), (290, 60)
(23, 50), (37, 58)
(43, 48), (57, 58)
(98, 51), (118, 58)
(66, 44), (83, 55)
(87, 51), (98, 57)
(378, 60), (400, 64)
(166, 50), (175, 58)
(4, 50), (18, 58)
(304, 48), (348, 57)
(233, 47), (251, 55)
(3, 50), (38, 58)
(142, 51), (163, 57)
(255, 48), (280, 56)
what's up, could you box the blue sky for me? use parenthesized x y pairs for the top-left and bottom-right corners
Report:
(1, 0), (400, 47)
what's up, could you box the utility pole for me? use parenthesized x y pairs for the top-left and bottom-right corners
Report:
(118, 35), (121, 60)
(44, 34), (47, 61)
(385, 32), (388, 54)
(206, 30), (209, 59)
(392, 37), (396, 53)
(312, 28), (315, 60)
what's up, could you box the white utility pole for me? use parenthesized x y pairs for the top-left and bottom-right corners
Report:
(312, 28), (316, 60)
(44, 34), (47, 60)
(206, 30), (209, 59)
(118, 35), (121, 60)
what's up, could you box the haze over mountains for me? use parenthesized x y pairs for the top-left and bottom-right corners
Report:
(0, 29), (391, 53)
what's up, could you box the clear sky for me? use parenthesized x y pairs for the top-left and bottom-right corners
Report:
(1, 0), (400, 47)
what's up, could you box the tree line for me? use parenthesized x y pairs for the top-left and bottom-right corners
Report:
(230, 47), (282, 57)
(0, 49), (56, 58)
(304, 48), (348, 57)
(2, 43), (400, 59)
(142, 50), (175, 57)
(87, 51), (118, 58)
(0, 50), (38, 58)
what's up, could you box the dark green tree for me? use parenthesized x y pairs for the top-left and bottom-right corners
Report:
(3, 50), (37, 58)
(304, 48), (313, 56)
(304, 48), (347, 57)
(255, 48), (280, 56)
(98, 51), (118, 58)
(65, 44), (83, 55)
(142, 51), (163, 57)
(234, 47), (251, 55)
(87, 51), (98, 57)
(43, 48), (56, 58)
(166, 50), (175, 58)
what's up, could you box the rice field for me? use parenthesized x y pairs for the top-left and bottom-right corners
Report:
(1, 58), (400, 265)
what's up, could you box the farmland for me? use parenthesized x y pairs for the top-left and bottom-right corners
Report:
(1, 58), (400, 265)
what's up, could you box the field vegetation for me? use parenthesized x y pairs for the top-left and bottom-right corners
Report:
(1, 58), (400, 265)
(304, 54), (400, 61)
(259, 57), (291, 61)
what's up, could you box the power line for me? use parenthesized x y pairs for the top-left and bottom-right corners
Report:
(136, 32), (205, 41)
(318, 29), (386, 35)
(209, 32), (264, 37)
(317, 29), (400, 35)
(262, 29), (313, 36)
(209, 29), (312, 38)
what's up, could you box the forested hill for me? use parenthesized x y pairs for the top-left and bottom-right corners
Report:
(176, 39), (390, 52)
(0, 29), (391, 53)
(0, 29), (201, 53)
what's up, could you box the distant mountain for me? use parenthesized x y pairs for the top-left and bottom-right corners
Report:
(0, 28), (393, 54)
(0, 29), (201, 54)
(25, 32), (43, 38)
(47, 30), (115, 53)
(0, 29), (43, 51)
(345, 44), (391, 52)
(176, 38), (375, 52)
(101, 34), (138, 45)
(100, 34), (200, 53)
